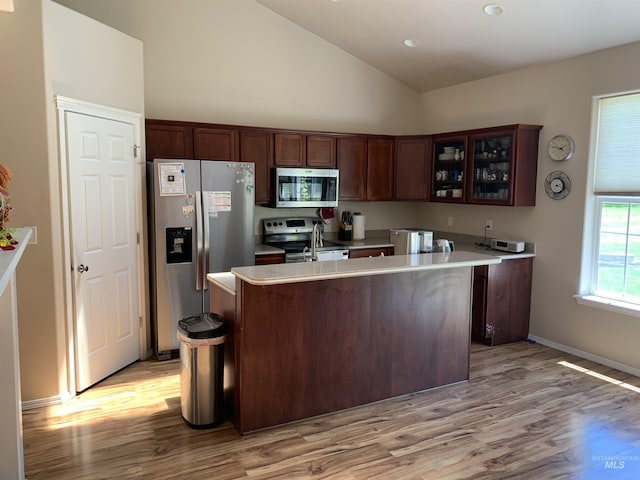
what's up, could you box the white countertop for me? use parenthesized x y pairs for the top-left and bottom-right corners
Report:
(453, 241), (536, 260)
(207, 272), (236, 295)
(255, 230), (536, 260)
(254, 243), (284, 255)
(231, 250), (501, 285)
(0, 228), (32, 296)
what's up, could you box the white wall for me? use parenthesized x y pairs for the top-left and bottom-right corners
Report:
(55, 0), (423, 135)
(417, 43), (640, 372)
(38, 0), (144, 402)
(0, 0), (144, 402)
(0, 0), (56, 402)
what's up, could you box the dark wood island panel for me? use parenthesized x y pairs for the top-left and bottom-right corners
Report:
(221, 266), (473, 434)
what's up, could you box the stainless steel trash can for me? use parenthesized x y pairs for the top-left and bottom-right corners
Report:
(177, 313), (226, 428)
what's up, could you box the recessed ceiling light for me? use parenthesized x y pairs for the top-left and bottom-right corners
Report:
(483, 4), (504, 16)
(403, 39), (420, 48)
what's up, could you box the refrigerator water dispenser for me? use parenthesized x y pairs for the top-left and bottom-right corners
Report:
(166, 227), (193, 264)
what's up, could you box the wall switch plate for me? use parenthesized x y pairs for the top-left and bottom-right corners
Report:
(447, 216), (454, 226)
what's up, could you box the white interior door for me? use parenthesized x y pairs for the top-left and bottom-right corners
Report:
(66, 111), (140, 392)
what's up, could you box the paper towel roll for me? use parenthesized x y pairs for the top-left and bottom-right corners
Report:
(352, 212), (365, 240)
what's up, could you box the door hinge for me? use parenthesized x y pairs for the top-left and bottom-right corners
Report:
(133, 145), (141, 158)
(136, 232), (140, 244)
(139, 316), (143, 327)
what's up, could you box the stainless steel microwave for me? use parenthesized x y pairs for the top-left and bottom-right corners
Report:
(273, 167), (339, 208)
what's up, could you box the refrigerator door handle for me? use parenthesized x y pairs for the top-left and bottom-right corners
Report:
(195, 190), (203, 291)
(203, 191), (210, 291)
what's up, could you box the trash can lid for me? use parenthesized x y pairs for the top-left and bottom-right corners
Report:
(177, 313), (226, 339)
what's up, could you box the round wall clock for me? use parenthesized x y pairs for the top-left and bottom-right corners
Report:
(548, 134), (575, 161)
(545, 171), (571, 199)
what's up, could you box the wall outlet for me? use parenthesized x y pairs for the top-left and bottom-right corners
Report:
(485, 219), (493, 231)
(448, 216), (454, 226)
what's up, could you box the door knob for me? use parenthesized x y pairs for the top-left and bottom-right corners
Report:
(77, 264), (89, 273)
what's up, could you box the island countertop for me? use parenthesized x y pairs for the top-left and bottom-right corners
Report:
(231, 250), (501, 286)
(0, 228), (32, 295)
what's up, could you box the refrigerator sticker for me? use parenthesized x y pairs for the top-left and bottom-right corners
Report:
(182, 205), (195, 215)
(158, 163), (186, 196)
(206, 191), (232, 216)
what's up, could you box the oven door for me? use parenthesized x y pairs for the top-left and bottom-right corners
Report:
(285, 249), (349, 263)
(315, 250), (349, 261)
(285, 251), (311, 263)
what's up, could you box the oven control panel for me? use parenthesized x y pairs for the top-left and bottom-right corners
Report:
(263, 217), (323, 235)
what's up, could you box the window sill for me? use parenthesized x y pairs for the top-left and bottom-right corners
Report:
(574, 294), (640, 318)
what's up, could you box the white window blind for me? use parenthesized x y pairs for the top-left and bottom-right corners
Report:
(595, 92), (640, 194)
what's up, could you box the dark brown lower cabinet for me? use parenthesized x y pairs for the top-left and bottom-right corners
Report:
(472, 257), (533, 346)
(348, 247), (394, 258)
(254, 253), (284, 265)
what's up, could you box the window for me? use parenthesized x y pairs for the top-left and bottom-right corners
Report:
(594, 197), (640, 304)
(579, 92), (640, 314)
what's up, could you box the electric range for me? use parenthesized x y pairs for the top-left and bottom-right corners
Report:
(263, 216), (349, 263)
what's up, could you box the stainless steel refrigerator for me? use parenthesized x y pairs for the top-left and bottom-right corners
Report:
(148, 158), (254, 358)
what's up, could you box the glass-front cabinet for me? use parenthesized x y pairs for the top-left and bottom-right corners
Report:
(430, 134), (467, 203)
(469, 129), (514, 204)
(430, 124), (542, 206)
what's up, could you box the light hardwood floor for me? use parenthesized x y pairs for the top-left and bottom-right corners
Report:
(23, 342), (640, 479)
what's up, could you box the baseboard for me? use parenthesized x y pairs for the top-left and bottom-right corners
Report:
(22, 395), (63, 411)
(528, 335), (640, 378)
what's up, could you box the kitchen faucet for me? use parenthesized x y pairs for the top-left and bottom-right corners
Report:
(310, 222), (323, 261)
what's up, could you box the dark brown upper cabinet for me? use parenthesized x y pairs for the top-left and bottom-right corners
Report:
(273, 133), (337, 168)
(395, 137), (430, 201)
(306, 135), (336, 168)
(337, 136), (394, 201)
(337, 136), (367, 201)
(274, 133), (306, 167)
(145, 120), (193, 161)
(431, 124), (542, 206)
(193, 127), (238, 161)
(366, 137), (394, 201)
(146, 119), (542, 207)
(239, 129), (273, 205)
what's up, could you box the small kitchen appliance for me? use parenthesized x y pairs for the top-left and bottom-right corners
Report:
(263, 216), (349, 262)
(490, 238), (525, 253)
(433, 239), (454, 253)
(390, 229), (433, 254)
(273, 167), (339, 208)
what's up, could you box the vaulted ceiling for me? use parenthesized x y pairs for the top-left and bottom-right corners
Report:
(257, 0), (640, 92)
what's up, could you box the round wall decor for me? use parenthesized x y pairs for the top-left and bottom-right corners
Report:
(548, 134), (575, 161)
(544, 171), (571, 199)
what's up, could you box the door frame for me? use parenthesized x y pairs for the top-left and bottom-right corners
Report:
(55, 95), (147, 398)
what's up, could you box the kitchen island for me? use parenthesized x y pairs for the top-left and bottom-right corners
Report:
(209, 251), (501, 434)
